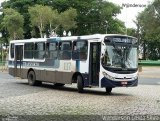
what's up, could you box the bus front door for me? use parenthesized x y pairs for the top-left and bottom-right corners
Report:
(14, 45), (23, 77)
(89, 42), (101, 86)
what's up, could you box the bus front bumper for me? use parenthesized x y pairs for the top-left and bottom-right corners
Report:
(101, 77), (138, 88)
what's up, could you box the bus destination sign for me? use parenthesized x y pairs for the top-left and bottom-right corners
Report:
(104, 36), (137, 44)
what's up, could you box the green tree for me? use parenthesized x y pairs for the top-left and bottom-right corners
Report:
(46, 9), (59, 33)
(28, 5), (51, 38)
(1, 8), (24, 40)
(1, 0), (126, 37)
(28, 4), (77, 37)
(126, 28), (136, 36)
(59, 7), (77, 32)
(51, 0), (125, 35)
(135, 0), (160, 60)
(1, 0), (36, 39)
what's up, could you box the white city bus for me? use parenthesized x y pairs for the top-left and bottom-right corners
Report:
(8, 34), (138, 93)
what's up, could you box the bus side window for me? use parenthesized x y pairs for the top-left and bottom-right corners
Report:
(46, 42), (58, 59)
(10, 43), (14, 59)
(59, 41), (72, 60)
(34, 42), (45, 59)
(72, 41), (88, 60)
(24, 43), (34, 59)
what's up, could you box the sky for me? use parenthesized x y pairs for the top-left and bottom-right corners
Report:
(0, 0), (6, 5)
(108, 0), (154, 28)
(0, 0), (154, 28)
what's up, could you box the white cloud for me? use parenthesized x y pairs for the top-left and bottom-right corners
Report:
(0, 0), (6, 7)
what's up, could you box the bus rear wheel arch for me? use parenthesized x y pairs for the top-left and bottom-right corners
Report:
(27, 70), (42, 86)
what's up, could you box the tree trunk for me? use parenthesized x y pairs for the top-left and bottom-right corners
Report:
(40, 20), (43, 38)
(40, 30), (43, 38)
(38, 26), (43, 38)
(13, 32), (16, 40)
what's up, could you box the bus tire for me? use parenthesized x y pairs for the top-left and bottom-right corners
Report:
(54, 83), (65, 86)
(77, 75), (84, 93)
(27, 71), (39, 86)
(105, 87), (112, 94)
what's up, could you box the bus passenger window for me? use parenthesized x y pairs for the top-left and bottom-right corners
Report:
(72, 41), (88, 60)
(10, 44), (14, 59)
(24, 43), (34, 59)
(34, 42), (45, 59)
(46, 42), (57, 59)
(59, 41), (72, 60)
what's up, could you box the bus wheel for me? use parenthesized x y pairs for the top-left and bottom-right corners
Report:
(28, 71), (39, 86)
(77, 75), (84, 93)
(105, 87), (112, 94)
(54, 83), (65, 86)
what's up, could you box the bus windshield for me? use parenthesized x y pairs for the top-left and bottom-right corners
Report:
(102, 44), (138, 69)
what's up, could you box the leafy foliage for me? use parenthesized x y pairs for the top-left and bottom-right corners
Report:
(59, 7), (77, 31)
(135, 0), (160, 60)
(28, 5), (52, 38)
(127, 28), (136, 37)
(0, 0), (126, 39)
(1, 8), (24, 40)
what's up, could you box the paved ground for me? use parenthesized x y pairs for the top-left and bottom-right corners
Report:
(0, 67), (160, 120)
(139, 66), (160, 78)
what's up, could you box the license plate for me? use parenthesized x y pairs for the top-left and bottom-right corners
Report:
(121, 81), (128, 85)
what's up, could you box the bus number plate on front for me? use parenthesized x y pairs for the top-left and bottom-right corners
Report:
(121, 81), (128, 85)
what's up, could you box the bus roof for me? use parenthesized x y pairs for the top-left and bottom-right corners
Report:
(10, 38), (47, 43)
(104, 34), (137, 39)
(10, 34), (137, 44)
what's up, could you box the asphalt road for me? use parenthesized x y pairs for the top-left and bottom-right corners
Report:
(138, 66), (160, 85)
(0, 71), (160, 121)
(139, 77), (160, 85)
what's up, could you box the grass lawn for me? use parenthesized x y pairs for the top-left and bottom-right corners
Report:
(138, 60), (160, 66)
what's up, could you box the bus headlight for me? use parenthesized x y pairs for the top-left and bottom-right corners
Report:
(102, 72), (115, 80)
(132, 76), (138, 80)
